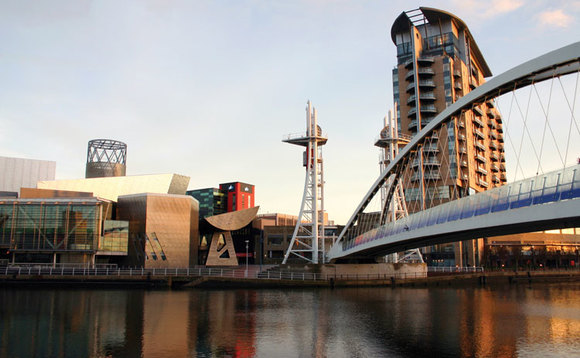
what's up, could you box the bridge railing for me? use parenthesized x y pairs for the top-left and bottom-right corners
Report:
(344, 164), (580, 252)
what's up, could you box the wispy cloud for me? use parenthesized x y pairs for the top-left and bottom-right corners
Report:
(489, 0), (524, 15)
(451, 0), (523, 19)
(536, 9), (574, 28)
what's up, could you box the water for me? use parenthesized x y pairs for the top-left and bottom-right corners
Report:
(1, 283), (579, 357)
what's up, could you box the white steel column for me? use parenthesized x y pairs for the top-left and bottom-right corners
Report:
(282, 101), (328, 264)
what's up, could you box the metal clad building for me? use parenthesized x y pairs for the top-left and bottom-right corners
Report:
(0, 156), (56, 194)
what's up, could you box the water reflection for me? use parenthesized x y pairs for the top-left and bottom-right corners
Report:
(0, 284), (579, 357)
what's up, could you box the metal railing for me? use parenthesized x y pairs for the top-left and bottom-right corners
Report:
(0, 265), (428, 282)
(428, 266), (484, 273)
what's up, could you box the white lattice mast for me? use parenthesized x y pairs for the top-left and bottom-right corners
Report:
(282, 101), (328, 264)
(375, 105), (423, 263)
(375, 106), (410, 223)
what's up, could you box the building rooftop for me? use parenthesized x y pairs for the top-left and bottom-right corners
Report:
(390, 7), (492, 77)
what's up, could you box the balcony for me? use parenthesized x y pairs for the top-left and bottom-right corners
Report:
(473, 117), (484, 127)
(412, 157), (441, 167)
(418, 67), (435, 76)
(408, 107), (417, 117)
(487, 109), (496, 118)
(500, 163), (506, 171)
(423, 116), (435, 126)
(500, 154), (506, 162)
(475, 154), (487, 163)
(454, 82), (463, 90)
(424, 158), (440, 166)
(491, 153), (499, 162)
(458, 133), (466, 141)
(490, 131), (498, 140)
(490, 141), (498, 150)
(458, 146), (467, 154)
(473, 106), (484, 116)
(424, 172), (441, 180)
(492, 175), (500, 183)
(461, 160), (468, 167)
(408, 120), (418, 130)
(418, 80), (436, 89)
(476, 166), (488, 175)
(487, 100), (495, 108)
(458, 120), (465, 128)
(420, 92), (436, 101)
(498, 135), (504, 143)
(474, 129), (485, 139)
(491, 164), (499, 172)
(423, 143), (439, 153)
(487, 119), (497, 129)
(406, 82), (416, 93)
(405, 70), (415, 81)
(453, 69), (461, 78)
(407, 92), (437, 105)
(478, 179), (489, 187)
(418, 56), (435, 64)
(420, 104), (437, 113)
(499, 143), (504, 151)
(474, 141), (486, 151)
(469, 78), (478, 89)
(500, 173), (507, 181)
(497, 126), (503, 133)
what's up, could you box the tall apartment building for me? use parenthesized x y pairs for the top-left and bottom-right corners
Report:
(390, 8), (507, 266)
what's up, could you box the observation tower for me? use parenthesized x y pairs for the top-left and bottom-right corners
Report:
(282, 101), (328, 264)
(375, 107), (423, 263)
(85, 139), (127, 178)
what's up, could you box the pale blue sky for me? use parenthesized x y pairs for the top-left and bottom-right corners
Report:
(1, 0), (578, 223)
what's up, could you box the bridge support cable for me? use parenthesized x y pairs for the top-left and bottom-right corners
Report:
(330, 42), (580, 262)
(559, 71), (580, 166)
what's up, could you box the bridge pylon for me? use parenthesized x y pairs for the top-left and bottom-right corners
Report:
(282, 101), (328, 264)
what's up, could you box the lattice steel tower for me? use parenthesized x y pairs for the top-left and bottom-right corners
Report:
(282, 101), (328, 264)
(375, 107), (423, 263)
(85, 139), (127, 178)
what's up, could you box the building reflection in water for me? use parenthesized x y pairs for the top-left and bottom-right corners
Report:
(0, 284), (579, 357)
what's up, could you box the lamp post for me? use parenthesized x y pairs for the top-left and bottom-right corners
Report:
(245, 240), (249, 277)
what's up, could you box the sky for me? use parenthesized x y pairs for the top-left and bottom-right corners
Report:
(1, 0), (578, 224)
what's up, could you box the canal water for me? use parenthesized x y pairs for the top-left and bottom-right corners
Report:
(0, 283), (579, 357)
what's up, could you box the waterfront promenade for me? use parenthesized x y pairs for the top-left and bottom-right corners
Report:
(1, 265), (578, 288)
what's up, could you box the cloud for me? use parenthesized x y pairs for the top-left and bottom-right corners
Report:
(536, 9), (574, 28)
(490, 0), (524, 14)
(451, 0), (523, 19)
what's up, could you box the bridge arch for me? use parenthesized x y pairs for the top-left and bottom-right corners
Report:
(330, 42), (580, 262)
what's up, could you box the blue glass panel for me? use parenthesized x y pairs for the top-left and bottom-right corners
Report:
(436, 206), (450, 224)
(560, 187), (580, 200)
(474, 197), (492, 216)
(447, 203), (461, 221)
(417, 212), (429, 229)
(510, 197), (532, 209)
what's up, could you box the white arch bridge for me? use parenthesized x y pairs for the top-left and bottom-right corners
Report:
(328, 42), (580, 262)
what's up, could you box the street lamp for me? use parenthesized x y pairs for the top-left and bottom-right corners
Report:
(245, 240), (249, 277)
